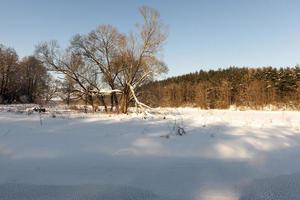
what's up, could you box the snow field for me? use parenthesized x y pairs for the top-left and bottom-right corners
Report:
(0, 107), (300, 200)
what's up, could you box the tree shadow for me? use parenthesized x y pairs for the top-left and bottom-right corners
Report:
(1, 112), (300, 200)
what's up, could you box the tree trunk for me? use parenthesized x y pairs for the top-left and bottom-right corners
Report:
(90, 94), (95, 113)
(66, 92), (70, 105)
(99, 95), (108, 113)
(110, 93), (114, 112)
(84, 93), (88, 113)
(113, 92), (119, 113)
(120, 87), (130, 114)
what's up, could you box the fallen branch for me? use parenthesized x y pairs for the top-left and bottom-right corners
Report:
(127, 83), (152, 113)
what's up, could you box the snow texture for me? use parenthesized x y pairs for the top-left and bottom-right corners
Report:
(0, 105), (300, 200)
(0, 184), (175, 200)
(239, 174), (300, 200)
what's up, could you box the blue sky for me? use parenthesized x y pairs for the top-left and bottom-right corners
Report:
(1, 0), (300, 77)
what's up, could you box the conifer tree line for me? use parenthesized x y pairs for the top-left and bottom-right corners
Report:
(1, 6), (300, 111)
(139, 67), (300, 110)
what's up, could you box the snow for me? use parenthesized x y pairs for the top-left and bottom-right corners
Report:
(0, 184), (173, 200)
(239, 174), (300, 200)
(0, 106), (300, 200)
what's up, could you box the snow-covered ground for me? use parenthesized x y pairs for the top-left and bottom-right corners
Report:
(0, 106), (300, 200)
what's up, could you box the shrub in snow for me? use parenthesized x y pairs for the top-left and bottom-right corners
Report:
(177, 127), (186, 136)
(33, 107), (46, 113)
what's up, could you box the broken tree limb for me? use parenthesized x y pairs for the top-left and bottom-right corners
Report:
(127, 83), (152, 113)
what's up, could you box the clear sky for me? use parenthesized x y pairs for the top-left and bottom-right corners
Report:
(1, 0), (300, 77)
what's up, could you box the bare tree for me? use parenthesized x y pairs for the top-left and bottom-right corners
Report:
(43, 77), (59, 103)
(0, 45), (19, 103)
(35, 6), (168, 114)
(35, 41), (102, 111)
(19, 56), (49, 103)
(117, 6), (168, 113)
(70, 25), (125, 112)
(60, 75), (75, 105)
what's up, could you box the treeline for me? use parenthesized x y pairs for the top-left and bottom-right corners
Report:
(2, 6), (300, 111)
(0, 7), (168, 114)
(140, 67), (300, 109)
(0, 45), (55, 104)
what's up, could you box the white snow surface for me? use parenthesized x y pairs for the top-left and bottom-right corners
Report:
(0, 106), (300, 200)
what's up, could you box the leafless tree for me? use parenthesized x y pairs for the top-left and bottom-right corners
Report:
(35, 41), (102, 111)
(0, 45), (19, 103)
(70, 25), (125, 112)
(35, 6), (168, 114)
(116, 6), (168, 113)
(19, 56), (49, 103)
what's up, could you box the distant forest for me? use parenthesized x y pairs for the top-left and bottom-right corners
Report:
(1, 4), (300, 111)
(1, 41), (300, 111)
(140, 67), (300, 110)
(0, 45), (54, 104)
